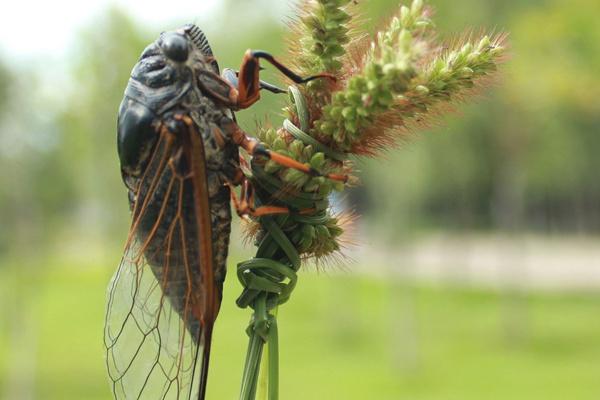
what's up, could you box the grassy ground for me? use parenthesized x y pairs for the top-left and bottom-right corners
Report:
(1, 258), (600, 399)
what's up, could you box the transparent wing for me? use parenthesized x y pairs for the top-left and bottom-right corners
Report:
(105, 128), (215, 400)
(104, 237), (201, 400)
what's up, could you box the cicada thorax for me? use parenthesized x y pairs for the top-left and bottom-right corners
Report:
(116, 25), (238, 339)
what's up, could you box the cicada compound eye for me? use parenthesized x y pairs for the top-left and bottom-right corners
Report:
(161, 32), (189, 62)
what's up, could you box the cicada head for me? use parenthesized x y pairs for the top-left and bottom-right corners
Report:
(117, 25), (219, 181)
(129, 25), (218, 93)
(154, 24), (219, 74)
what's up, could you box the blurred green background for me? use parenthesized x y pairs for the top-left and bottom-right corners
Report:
(1, 0), (600, 399)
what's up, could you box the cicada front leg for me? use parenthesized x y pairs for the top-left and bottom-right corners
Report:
(222, 68), (287, 96)
(232, 50), (336, 109)
(197, 50), (335, 110)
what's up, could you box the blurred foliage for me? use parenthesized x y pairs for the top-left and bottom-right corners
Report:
(0, 59), (9, 114)
(56, 8), (151, 248)
(0, 0), (599, 399)
(355, 0), (600, 237)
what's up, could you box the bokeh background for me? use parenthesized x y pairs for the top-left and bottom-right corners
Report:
(1, 0), (600, 399)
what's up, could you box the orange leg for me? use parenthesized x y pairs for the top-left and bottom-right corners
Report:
(232, 50), (336, 109)
(227, 179), (290, 218)
(223, 121), (348, 183)
(198, 51), (334, 110)
(222, 68), (287, 96)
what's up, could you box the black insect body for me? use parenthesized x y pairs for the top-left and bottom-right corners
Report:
(105, 24), (342, 400)
(118, 26), (237, 326)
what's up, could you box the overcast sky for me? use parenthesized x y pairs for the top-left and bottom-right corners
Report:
(0, 0), (222, 57)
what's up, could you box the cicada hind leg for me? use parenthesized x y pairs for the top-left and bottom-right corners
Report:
(226, 177), (303, 218)
(219, 119), (348, 184)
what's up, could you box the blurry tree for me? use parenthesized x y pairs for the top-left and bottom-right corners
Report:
(0, 60), (79, 258)
(0, 58), (12, 255)
(56, 7), (151, 248)
(511, 0), (600, 231)
(0, 8), (150, 259)
(356, 0), (600, 235)
(0, 59), (9, 114)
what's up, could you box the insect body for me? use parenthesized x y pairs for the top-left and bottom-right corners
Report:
(104, 24), (343, 400)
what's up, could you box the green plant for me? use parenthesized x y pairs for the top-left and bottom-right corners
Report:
(236, 1), (506, 399)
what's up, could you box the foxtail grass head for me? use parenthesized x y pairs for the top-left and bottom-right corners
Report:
(248, 0), (507, 262)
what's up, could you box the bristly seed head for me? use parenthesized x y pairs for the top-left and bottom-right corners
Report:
(247, 0), (507, 262)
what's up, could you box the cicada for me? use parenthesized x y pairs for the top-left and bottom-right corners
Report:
(104, 24), (344, 400)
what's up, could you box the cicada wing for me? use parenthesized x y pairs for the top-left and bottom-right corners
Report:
(104, 237), (202, 400)
(105, 125), (219, 400)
